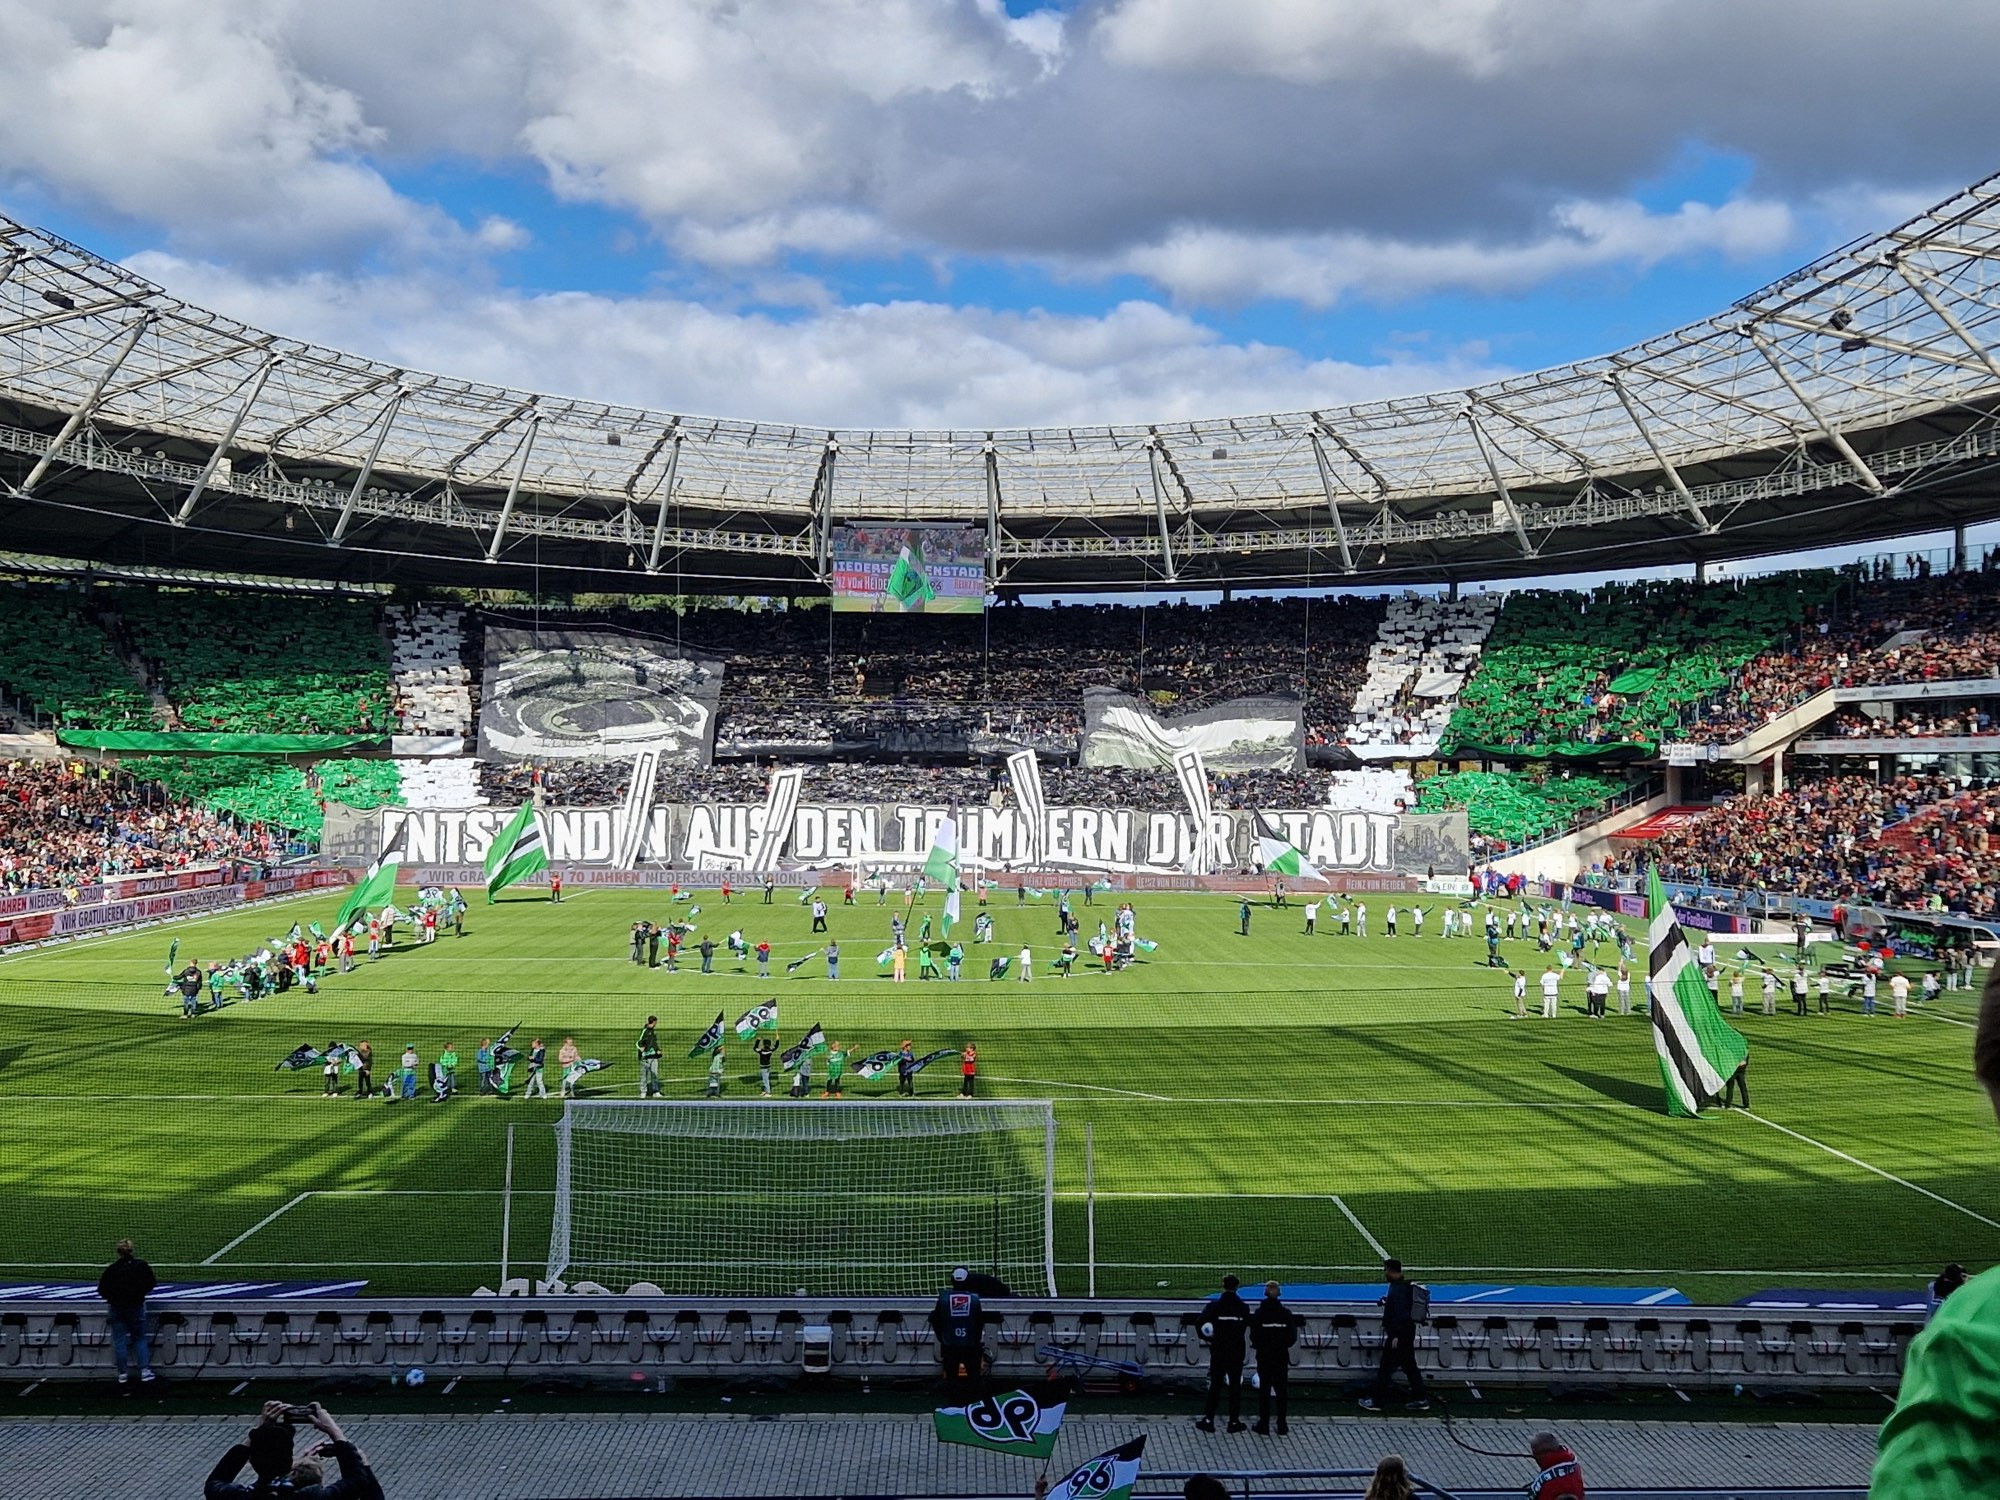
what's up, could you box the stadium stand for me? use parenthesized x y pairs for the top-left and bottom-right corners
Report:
(1614, 771), (1999, 918)
(1344, 594), (1499, 758)
(399, 757), (487, 808)
(0, 583), (155, 729)
(389, 603), (475, 737)
(0, 760), (282, 893)
(108, 589), (394, 734)
(114, 756), (400, 839)
(1684, 567), (2000, 742)
(1444, 573), (1839, 755)
(1821, 704), (1998, 738)
(1416, 767), (1633, 857)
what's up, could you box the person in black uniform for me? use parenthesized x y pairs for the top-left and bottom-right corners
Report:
(929, 1266), (986, 1386)
(645, 922), (662, 969)
(630, 922), (645, 965)
(1249, 1280), (1301, 1435)
(1358, 1258), (1429, 1410)
(1195, 1274), (1250, 1432)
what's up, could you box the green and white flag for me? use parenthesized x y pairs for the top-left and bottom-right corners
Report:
(932, 1388), (1067, 1459)
(484, 803), (549, 902)
(163, 938), (179, 975)
(1254, 818), (1329, 884)
(1647, 867), (1749, 1117)
(780, 1025), (827, 1070)
(922, 813), (963, 935)
(1046, 1436), (1146, 1500)
(733, 1000), (778, 1040)
(687, 1012), (726, 1057)
(335, 817), (409, 930)
(886, 544), (936, 609)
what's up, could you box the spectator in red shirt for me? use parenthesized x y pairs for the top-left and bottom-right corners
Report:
(1528, 1431), (1586, 1497)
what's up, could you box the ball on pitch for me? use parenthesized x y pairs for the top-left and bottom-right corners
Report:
(404, 1368), (426, 1388)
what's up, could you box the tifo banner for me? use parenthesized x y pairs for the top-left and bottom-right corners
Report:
(1080, 688), (1305, 774)
(478, 627), (722, 765)
(383, 804), (1467, 878)
(830, 523), (985, 614)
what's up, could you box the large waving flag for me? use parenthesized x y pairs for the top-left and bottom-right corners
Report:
(780, 1025), (828, 1070)
(933, 1388), (1067, 1459)
(1047, 1437), (1146, 1500)
(733, 1000), (778, 1040)
(886, 544), (936, 609)
(1254, 816), (1329, 884)
(687, 1012), (726, 1057)
(484, 804), (549, 902)
(922, 812), (963, 936)
(853, 1048), (899, 1081)
(1647, 867), (1748, 1117)
(335, 816), (409, 930)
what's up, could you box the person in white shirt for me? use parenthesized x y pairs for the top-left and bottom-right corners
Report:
(1441, 908), (1457, 939)
(1411, 906), (1426, 936)
(1616, 964), (1633, 1016)
(1354, 902), (1368, 937)
(1511, 970), (1528, 1018)
(1385, 906), (1399, 937)
(1018, 945), (1033, 983)
(1304, 899), (1319, 936)
(1761, 969), (1779, 1016)
(1539, 964), (1562, 1019)
(1891, 972), (1910, 1018)
(1862, 971), (1879, 1015)
(1696, 940), (1717, 970)
(1729, 972), (1746, 1015)
(1586, 966), (1611, 1018)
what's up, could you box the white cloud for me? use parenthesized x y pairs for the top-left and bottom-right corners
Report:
(1111, 196), (1798, 308)
(1093, 0), (1541, 81)
(122, 251), (1515, 430)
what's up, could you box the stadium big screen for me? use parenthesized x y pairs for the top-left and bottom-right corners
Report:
(830, 523), (985, 613)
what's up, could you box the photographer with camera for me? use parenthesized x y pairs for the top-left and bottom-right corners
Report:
(205, 1401), (382, 1498)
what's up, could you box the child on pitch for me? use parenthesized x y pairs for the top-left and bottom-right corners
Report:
(706, 1044), (727, 1098)
(824, 1042), (849, 1098)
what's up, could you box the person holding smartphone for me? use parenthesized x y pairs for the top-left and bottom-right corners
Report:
(205, 1401), (382, 1498)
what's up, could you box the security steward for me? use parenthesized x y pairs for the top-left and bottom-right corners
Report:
(930, 1267), (987, 1386)
(1194, 1274), (1251, 1432)
(1358, 1258), (1429, 1410)
(1249, 1280), (1302, 1435)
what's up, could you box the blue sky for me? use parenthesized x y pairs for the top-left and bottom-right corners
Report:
(0, 2), (1991, 456)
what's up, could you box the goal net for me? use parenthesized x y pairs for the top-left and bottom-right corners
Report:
(547, 1100), (1057, 1295)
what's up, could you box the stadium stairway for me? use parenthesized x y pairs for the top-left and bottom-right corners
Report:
(1346, 595), (1499, 759)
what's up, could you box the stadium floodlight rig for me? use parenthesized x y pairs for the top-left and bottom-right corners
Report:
(7, 174), (2000, 593)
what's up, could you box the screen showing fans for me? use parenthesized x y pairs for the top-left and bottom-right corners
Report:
(830, 524), (986, 614)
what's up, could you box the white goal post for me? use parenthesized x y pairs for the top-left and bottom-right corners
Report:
(547, 1100), (1057, 1295)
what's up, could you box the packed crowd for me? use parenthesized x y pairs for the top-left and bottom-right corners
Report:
(1819, 703), (1998, 739)
(486, 596), (1383, 751)
(1613, 771), (2000, 917)
(0, 760), (283, 895)
(1685, 569), (2000, 742)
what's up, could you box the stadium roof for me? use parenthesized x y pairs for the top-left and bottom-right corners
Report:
(6, 175), (2000, 595)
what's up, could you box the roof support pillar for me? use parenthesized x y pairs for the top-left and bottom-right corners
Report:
(1145, 437), (1177, 583)
(812, 437), (839, 579)
(1745, 329), (1885, 494)
(1462, 408), (1534, 556)
(175, 355), (279, 525)
(644, 427), (684, 573)
(483, 413), (542, 562)
(983, 437), (1003, 591)
(1606, 374), (1711, 532)
(22, 311), (155, 496)
(330, 387), (405, 547)
(1306, 430), (1355, 573)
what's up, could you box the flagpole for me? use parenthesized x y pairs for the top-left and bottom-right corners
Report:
(1085, 1122), (1096, 1299)
(500, 1122), (515, 1287)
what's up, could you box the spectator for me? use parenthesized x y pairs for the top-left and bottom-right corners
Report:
(1871, 965), (2000, 1493)
(1364, 1455), (1416, 1500)
(206, 1401), (383, 1499)
(1358, 1258), (1429, 1411)
(1527, 1431), (1587, 1497)
(96, 1238), (156, 1385)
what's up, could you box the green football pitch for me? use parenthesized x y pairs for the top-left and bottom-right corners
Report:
(0, 884), (1994, 1303)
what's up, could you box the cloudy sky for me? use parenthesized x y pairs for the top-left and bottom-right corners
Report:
(0, 0), (1990, 433)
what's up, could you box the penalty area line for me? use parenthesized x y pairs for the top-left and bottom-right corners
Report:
(1331, 1195), (1390, 1259)
(202, 1191), (317, 1266)
(1741, 1111), (2000, 1232)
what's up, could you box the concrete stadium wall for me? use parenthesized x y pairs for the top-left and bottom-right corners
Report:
(0, 1297), (1917, 1391)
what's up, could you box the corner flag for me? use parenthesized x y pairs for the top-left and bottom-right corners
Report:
(1647, 867), (1748, 1117)
(484, 804), (549, 902)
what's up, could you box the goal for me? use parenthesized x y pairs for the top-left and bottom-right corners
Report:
(546, 1100), (1057, 1295)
